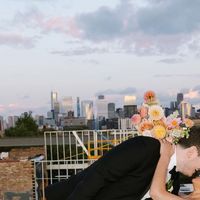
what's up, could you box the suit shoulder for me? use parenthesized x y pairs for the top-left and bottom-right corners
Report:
(128, 136), (159, 144)
(142, 136), (160, 153)
(128, 136), (160, 150)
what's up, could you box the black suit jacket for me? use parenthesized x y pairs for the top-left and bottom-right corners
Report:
(45, 136), (160, 200)
(170, 167), (180, 196)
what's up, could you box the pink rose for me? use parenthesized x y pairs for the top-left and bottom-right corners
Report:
(131, 114), (141, 125)
(140, 106), (148, 118)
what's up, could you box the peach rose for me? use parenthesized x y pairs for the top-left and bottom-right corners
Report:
(138, 120), (154, 132)
(184, 118), (194, 128)
(131, 114), (141, 125)
(144, 90), (156, 103)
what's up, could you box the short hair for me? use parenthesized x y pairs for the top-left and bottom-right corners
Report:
(178, 126), (200, 154)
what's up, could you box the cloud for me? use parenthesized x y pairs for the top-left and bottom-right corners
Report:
(158, 58), (184, 64)
(96, 87), (137, 96)
(22, 95), (30, 99)
(51, 46), (107, 56)
(180, 86), (200, 105)
(184, 90), (199, 99)
(154, 74), (200, 78)
(137, 0), (200, 35)
(0, 105), (6, 112)
(74, 0), (200, 55)
(0, 102), (49, 117)
(194, 85), (200, 91)
(156, 93), (175, 106)
(104, 76), (112, 81)
(0, 32), (35, 48)
(83, 59), (100, 65)
(7, 0), (200, 56)
(76, 0), (136, 41)
(13, 8), (81, 37)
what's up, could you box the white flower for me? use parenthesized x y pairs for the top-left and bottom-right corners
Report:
(148, 105), (164, 121)
(169, 130), (182, 138)
(142, 130), (152, 137)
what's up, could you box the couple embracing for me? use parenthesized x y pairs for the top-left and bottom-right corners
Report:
(46, 91), (200, 200)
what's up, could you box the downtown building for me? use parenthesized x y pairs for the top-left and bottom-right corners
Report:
(119, 95), (137, 130)
(60, 96), (74, 117)
(180, 101), (196, 119)
(108, 103), (116, 119)
(7, 116), (19, 128)
(81, 100), (95, 129)
(96, 95), (108, 120)
(123, 95), (137, 118)
(81, 100), (94, 120)
(96, 95), (108, 129)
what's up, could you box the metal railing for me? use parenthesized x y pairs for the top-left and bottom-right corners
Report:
(33, 129), (138, 200)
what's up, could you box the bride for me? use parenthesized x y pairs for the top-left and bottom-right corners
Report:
(150, 139), (197, 200)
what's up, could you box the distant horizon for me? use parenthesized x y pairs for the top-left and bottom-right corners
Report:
(0, 0), (200, 117)
(0, 90), (198, 118)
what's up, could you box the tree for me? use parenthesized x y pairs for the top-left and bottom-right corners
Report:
(5, 111), (39, 137)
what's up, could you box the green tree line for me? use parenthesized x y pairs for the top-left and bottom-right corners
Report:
(5, 112), (40, 137)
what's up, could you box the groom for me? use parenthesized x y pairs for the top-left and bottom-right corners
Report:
(45, 126), (200, 200)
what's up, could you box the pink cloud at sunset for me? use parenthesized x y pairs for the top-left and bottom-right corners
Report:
(184, 90), (200, 99)
(0, 32), (35, 48)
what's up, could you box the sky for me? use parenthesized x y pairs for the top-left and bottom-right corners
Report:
(0, 0), (200, 117)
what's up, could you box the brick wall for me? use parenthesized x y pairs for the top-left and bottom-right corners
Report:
(9, 147), (45, 160)
(0, 160), (34, 200)
(0, 146), (46, 199)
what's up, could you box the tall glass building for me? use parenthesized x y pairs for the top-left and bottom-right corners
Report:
(51, 91), (58, 110)
(81, 100), (94, 120)
(96, 95), (108, 119)
(61, 96), (74, 116)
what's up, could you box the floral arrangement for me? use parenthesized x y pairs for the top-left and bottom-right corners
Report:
(131, 90), (194, 144)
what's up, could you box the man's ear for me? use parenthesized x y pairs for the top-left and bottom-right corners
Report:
(186, 146), (198, 159)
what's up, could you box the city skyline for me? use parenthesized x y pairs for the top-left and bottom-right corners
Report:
(0, 90), (198, 118)
(0, 90), (197, 132)
(0, 0), (200, 116)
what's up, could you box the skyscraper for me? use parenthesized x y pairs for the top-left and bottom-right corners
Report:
(54, 101), (60, 123)
(170, 101), (178, 111)
(180, 101), (192, 119)
(108, 103), (116, 119)
(96, 95), (108, 119)
(124, 95), (136, 106)
(177, 93), (184, 105)
(61, 96), (74, 116)
(81, 100), (94, 120)
(35, 115), (45, 126)
(116, 108), (124, 118)
(77, 97), (81, 117)
(123, 95), (137, 118)
(51, 91), (58, 110)
(191, 106), (196, 118)
(124, 105), (137, 118)
(7, 116), (19, 128)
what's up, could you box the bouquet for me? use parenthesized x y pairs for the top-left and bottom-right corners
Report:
(131, 91), (194, 144)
